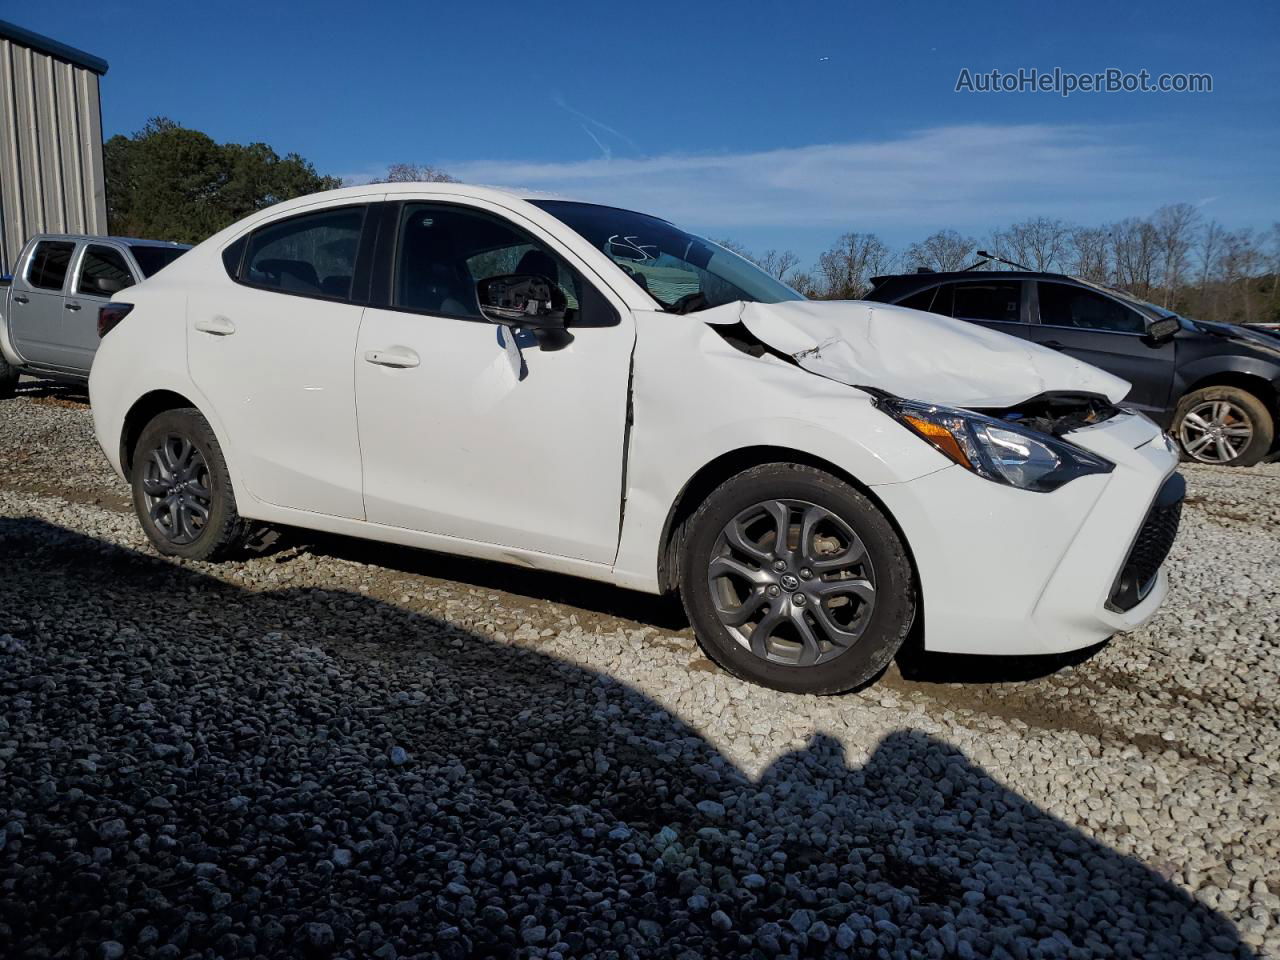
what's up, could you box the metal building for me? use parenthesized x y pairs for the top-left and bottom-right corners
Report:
(0, 19), (109, 275)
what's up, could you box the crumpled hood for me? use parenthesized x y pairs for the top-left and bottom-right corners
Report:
(705, 300), (1131, 408)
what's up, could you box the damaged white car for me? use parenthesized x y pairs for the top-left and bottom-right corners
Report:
(88, 184), (1184, 693)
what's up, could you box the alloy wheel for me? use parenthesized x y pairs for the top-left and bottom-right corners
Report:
(706, 498), (876, 667)
(1179, 400), (1254, 464)
(141, 434), (212, 545)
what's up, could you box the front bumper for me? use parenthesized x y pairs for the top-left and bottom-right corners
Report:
(871, 413), (1182, 656)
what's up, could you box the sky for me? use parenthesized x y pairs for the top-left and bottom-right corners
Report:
(16, 1), (1280, 263)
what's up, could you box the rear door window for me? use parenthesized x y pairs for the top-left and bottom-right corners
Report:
(241, 206), (367, 300)
(77, 245), (134, 296)
(950, 280), (1022, 323)
(27, 241), (76, 291)
(1037, 282), (1145, 334)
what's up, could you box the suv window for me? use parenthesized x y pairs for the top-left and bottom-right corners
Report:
(78, 245), (134, 296)
(242, 206), (366, 300)
(27, 241), (76, 291)
(898, 280), (1020, 323)
(1038, 281), (1145, 334)
(393, 203), (584, 323)
(951, 280), (1021, 323)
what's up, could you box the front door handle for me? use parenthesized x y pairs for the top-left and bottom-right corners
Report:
(65, 302), (82, 311)
(1040, 340), (1065, 351)
(13, 295), (28, 304)
(364, 347), (420, 369)
(193, 316), (236, 336)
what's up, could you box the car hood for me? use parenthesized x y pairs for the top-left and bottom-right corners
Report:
(702, 300), (1131, 408)
(1190, 319), (1280, 357)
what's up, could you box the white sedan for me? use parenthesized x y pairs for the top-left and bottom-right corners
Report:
(88, 183), (1182, 694)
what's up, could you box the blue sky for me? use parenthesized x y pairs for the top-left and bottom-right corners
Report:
(19, 1), (1280, 262)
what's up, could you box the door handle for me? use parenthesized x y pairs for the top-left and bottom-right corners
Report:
(364, 347), (420, 369)
(13, 295), (28, 304)
(193, 316), (236, 336)
(65, 302), (81, 311)
(1041, 340), (1065, 351)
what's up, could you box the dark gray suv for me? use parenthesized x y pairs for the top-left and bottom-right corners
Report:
(867, 269), (1280, 466)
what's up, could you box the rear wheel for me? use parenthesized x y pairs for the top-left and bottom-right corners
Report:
(678, 463), (915, 695)
(1173, 386), (1273, 467)
(131, 408), (247, 560)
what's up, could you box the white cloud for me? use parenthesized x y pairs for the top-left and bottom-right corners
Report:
(443, 124), (1228, 236)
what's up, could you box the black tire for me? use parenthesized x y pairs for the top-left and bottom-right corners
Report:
(0, 352), (17, 399)
(1172, 386), (1273, 467)
(131, 407), (248, 561)
(678, 463), (915, 695)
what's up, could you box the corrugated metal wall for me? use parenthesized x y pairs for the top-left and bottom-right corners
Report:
(0, 36), (107, 275)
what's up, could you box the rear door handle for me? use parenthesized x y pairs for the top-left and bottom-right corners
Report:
(364, 347), (420, 369)
(13, 295), (28, 304)
(193, 316), (236, 336)
(65, 301), (81, 311)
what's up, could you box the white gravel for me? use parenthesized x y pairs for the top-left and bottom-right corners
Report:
(1, 382), (1277, 958)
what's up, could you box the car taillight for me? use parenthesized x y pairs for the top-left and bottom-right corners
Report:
(97, 302), (134, 338)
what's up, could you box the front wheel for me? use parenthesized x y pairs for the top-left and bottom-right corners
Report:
(1173, 386), (1273, 467)
(131, 408), (248, 560)
(679, 463), (915, 695)
(0, 352), (17, 399)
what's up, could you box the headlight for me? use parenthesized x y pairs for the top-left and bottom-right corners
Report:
(877, 398), (1114, 492)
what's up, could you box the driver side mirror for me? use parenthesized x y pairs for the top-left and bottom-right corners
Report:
(95, 276), (128, 295)
(1146, 316), (1180, 342)
(476, 274), (566, 330)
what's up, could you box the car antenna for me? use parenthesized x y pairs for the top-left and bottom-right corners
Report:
(964, 250), (1034, 272)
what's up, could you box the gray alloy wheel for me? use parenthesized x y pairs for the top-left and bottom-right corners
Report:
(707, 498), (876, 667)
(140, 433), (214, 544)
(1178, 398), (1255, 464)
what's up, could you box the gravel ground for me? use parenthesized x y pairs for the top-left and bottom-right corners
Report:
(1, 380), (1277, 959)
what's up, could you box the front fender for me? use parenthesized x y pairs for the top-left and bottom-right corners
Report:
(611, 313), (949, 592)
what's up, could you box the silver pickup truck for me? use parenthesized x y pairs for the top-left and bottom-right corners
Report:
(0, 234), (190, 397)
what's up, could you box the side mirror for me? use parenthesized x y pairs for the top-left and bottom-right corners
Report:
(476, 274), (566, 330)
(95, 277), (127, 295)
(1147, 316), (1180, 342)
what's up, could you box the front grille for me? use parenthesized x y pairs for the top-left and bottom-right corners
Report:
(1107, 473), (1185, 612)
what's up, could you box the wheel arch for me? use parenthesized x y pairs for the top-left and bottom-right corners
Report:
(655, 444), (920, 596)
(1176, 366), (1280, 426)
(119, 390), (204, 480)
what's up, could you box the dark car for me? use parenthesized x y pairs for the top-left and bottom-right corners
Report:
(866, 268), (1280, 466)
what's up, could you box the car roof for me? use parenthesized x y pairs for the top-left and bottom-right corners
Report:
(30, 234), (191, 249)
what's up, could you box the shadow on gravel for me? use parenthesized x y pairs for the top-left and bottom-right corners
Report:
(0, 518), (1253, 959)
(13, 376), (89, 405)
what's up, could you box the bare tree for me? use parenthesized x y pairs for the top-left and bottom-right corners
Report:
(990, 217), (1070, 272)
(1219, 229), (1264, 324)
(815, 232), (895, 299)
(1109, 218), (1160, 298)
(1152, 203), (1200, 308)
(1195, 221), (1226, 321)
(1066, 226), (1111, 282)
(373, 163), (456, 184)
(714, 240), (800, 282)
(904, 230), (977, 273)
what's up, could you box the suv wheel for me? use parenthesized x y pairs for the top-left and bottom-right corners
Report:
(679, 463), (915, 695)
(1173, 386), (1273, 467)
(0, 353), (17, 399)
(131, 408), (247, 560)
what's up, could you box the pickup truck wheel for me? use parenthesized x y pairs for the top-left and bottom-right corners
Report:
(1173, 386), (1273, 467)
(0, 353), (17, 399)
(679, 463), (915, 695)
(131, 408), (248, 561)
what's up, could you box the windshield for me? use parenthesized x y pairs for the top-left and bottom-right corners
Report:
(129, 244), (188, 278)
(528, 200), (804, 313)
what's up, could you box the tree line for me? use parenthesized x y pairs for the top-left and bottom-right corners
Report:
(722, 206), (1280, 327)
